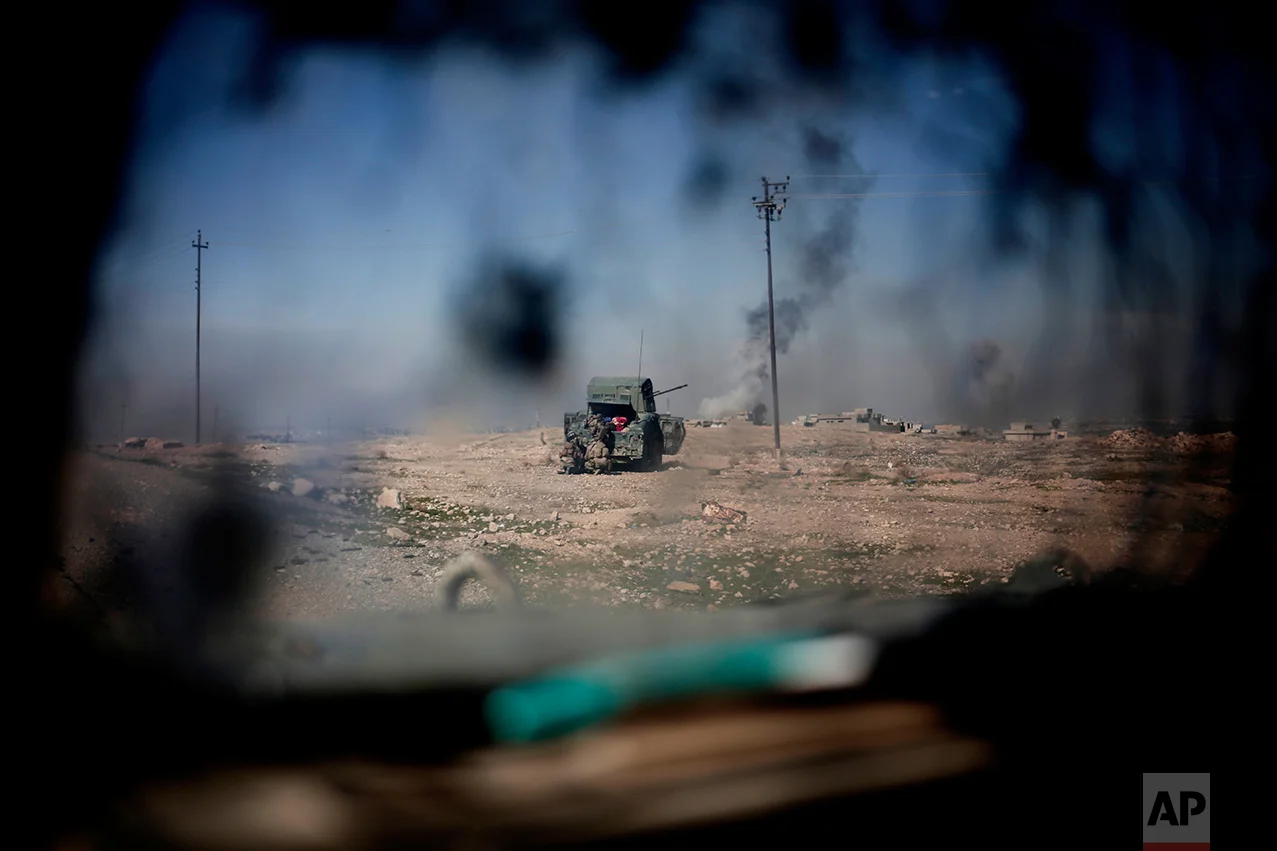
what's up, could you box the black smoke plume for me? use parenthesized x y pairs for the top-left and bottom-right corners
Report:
(700, 125), (873, 419)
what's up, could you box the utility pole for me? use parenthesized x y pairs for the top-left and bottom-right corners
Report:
(192, 230), (209, 445)
(752, 176), (789, 461)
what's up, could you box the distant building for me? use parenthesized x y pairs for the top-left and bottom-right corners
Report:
(725, 410), (763, 426)
(797, 412), (855, 427)
(796, 407), (922, 432)
(1004, 421), (1068, 441)
(852, 407), (906, 433)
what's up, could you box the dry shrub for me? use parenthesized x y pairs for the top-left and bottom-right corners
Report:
(835, 461), (873, 480)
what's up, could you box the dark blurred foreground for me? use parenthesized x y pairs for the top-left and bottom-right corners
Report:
(30, 1), (1264, 847)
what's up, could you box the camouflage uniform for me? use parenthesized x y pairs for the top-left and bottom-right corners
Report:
(584, 439), (613, 474)
(583, 414), (615, 474)
(559, 436), (586, 474)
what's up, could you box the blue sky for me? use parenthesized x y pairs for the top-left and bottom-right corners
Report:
(79, 2), (1197, 441)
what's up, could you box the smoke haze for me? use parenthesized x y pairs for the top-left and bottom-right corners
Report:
(77, 5), (1241, 445)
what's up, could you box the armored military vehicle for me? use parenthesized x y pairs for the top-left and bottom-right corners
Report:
(563, 377), (687, 471)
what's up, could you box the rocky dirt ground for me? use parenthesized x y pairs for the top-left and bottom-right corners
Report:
(57, 424), (1234, 623)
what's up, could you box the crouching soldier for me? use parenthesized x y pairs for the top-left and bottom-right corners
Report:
(558, 436), (586, 473)
(583, 414), (615, 474)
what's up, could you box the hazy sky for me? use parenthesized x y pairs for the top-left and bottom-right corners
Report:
(79, 3), (1212, 441)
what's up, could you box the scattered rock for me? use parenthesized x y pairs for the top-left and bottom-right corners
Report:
(701, 501), (747, 524)
(386, 527), (410, 540)
(709, 579), (723, 591)
(376, 488), (402, 509)
(666, 581), (700, 593)
(488, 521), (499, 532)
(551, 511), (559, 521)
(292, 478), (316, 498)
(326, 492), (348, 504)
(265, 481), (282, 492)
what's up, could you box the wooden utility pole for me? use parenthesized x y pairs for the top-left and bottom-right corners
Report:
(752, 177), (789, 461)
(192, 230), (209, 445)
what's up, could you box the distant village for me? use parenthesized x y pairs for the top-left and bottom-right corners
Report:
(690, 407), (1069, 441)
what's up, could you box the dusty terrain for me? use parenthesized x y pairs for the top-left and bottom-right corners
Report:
(58, 423), (1234, 622)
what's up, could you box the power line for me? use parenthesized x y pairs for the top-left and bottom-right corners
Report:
(106, 230), (197, 257)
(203, 227), (770, 258)
(791, 172), (991, 179)
(95, 246), (194, 285)
(789, 180), (1266, 200)
(793, 172), (1264, 181)
(99, 238), (195, 275)
(207, 223), (633, 252)
(109, 244), (194, 273)
(210, 226), (396, 242)
(790, 189), (1000, 199)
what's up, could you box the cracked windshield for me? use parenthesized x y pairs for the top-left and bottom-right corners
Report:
(66, 4), (1231, 635)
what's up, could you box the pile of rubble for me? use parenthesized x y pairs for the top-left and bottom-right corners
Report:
(1170, 431), (1237, 454)
(1106, 428), (1162, 449)
(119, 436), (184, 450)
